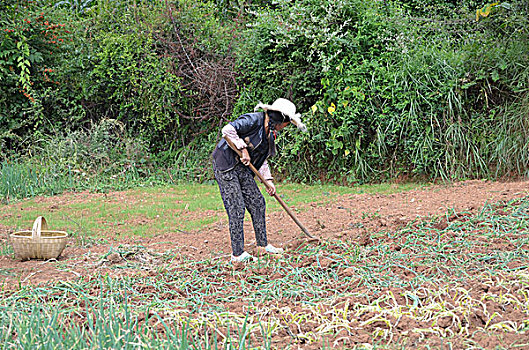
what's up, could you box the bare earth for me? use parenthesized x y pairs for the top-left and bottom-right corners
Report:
(1, 179), (528, 348)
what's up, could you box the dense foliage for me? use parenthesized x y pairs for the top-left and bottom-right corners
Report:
(1, 0), (528, 195)
(237, 0), (529, 182)
(0, 0), (71, 152)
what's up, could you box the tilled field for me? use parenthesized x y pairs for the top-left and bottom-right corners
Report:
(1, 180), (529, 349)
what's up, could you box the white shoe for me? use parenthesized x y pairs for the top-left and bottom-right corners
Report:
(231, 251), (255, 263)
(264, 244), (284, 254)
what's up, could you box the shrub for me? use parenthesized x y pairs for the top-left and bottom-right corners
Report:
(0, 0), (70, 154)
(236, 0), (529, 183)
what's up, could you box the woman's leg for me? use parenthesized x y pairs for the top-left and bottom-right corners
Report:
(215, 166), (246, 256)
(238, 166), (268, 247)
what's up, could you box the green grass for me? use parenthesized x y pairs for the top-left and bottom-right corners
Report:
(0, 157), (426, 244)
(0, 159), (166, 204)
(0, 237), (13, 258)
(1, 182), (425, 242)
(265, 181), (424, 210)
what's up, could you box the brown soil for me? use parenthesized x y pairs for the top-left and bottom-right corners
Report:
(1, 179), (529, 348)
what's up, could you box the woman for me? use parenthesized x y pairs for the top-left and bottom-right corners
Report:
(212, 98), (307, 262)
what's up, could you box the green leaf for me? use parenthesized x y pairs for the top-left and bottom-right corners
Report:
(491, 70), (500, 82)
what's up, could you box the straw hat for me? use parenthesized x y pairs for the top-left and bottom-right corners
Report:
(254, 98), (307, 132)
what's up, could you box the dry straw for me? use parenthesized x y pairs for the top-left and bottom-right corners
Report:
(10, 216), (68, 260)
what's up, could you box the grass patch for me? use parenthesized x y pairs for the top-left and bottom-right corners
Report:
(266, 182), (425, 210)
(0, 238), (13, 258)
(0, 182), (424, 242)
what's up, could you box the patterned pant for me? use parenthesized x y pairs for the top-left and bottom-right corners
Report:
(214, 163), (267, 256)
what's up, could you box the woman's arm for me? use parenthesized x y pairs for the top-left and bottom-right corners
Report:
(259, 160), (276, 195)
(258, 160), (273, 181)
(222, 124), (247, 150)
(222, 124), (251, 165)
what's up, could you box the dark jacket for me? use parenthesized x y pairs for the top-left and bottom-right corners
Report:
(212, 112), (270, 172)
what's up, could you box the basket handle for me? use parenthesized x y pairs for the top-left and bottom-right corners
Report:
(31, 216), (48, 241)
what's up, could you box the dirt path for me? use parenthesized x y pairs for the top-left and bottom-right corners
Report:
(141, 179), (528, 259)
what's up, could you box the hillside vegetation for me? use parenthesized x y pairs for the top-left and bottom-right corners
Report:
(1, 0), (528, 199)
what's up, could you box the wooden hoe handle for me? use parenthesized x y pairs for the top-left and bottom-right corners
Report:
(223, 136), (315, 239)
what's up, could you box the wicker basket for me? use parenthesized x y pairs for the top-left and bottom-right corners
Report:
(10, 216), (68, 260)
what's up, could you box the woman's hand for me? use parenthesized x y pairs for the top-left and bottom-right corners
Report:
(240, 148), (251, 166)
(266, 181), (276, 196)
